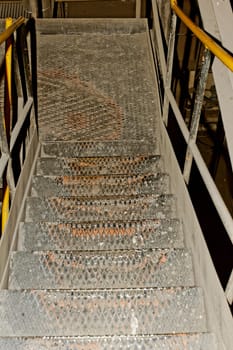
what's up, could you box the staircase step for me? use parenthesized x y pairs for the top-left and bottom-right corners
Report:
(0, 288), (206, 336)
(25, 195), (176, 222)
(0, 333), (217, 349)
(41, 141), (157, 158)
(31, 174), (169, 198)
(9, 249), (193, 290)
(18, 219), (183, 251)
(36, 155), (161, 176)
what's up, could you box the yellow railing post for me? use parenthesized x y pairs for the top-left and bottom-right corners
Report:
(2, 17), (13, 235)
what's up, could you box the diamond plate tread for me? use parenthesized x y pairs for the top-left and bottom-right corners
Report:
(41, 141), (157, 158)
(18, 219), (183, 251)
(0, 288), (206, 336)
(0, 333), (218, 349)
(9, 249), (194, 290)
(31, 174), (169, 198)
(25, 195), (176, 222)
(36, 155), (161, 176)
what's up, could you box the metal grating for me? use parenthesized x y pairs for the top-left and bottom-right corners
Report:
(18, 219), (184, 251)
(31, 173), (170, 197)
(36, 155), (161, 176)
(25, 194), (176, 222)
(0, 334), (218, 350)
(9, 249), (194, 289)
(0, 288), (206, 336)
(41, 141), (158, 158)
(0, 333), (217, 350)
(37, 29), (160, 142)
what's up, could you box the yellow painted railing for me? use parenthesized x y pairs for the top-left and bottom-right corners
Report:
(170, 0), (233, 72)
(0, 16), (24, 45)
(1, 17), (25, 234)
(2, 18), (13, 234)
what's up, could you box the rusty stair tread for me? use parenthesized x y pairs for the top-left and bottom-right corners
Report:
(31, 173), (170, 197)
(0, 333), (217, 349)
(9, 248), (194, 290)
(41, 141), (158, 158)
(0, 287), (206, 336)
(25, 194), (177, 222)
(18, 219), (184, 251)
(36, 155), (161, 176)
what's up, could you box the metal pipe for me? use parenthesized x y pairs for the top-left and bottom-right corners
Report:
(151, 0), (167, 80)
(162, 12), (177, 126)
(183, 48), (211, 184)
(0, 17), (24, 46)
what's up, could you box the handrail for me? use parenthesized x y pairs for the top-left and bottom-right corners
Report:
(1, 17), (13, 234)
(170, 0), (233, 71)
(0, 16), (36, 236)
(0, 16), (24, 45)
(152, 0), (233, 306)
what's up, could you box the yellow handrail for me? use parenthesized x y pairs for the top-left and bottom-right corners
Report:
(0, 16), (24, 46)
(170, 0), (233, 72)
(2, 17), (13, 234)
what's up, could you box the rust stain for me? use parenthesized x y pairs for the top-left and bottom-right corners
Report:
(38, 69), (123, 141)
(158, 254), (167, 266)
(71, 227), (136, 237)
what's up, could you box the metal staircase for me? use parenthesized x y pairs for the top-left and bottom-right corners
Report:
(0, 14), (232, 349)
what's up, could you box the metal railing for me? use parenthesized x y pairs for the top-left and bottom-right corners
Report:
(151, 0), (233, 305)
(0, 16), (39, 286)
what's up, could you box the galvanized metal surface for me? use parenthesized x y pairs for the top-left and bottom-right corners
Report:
(18, 218), (183, 251)
(41, 141), (158, 158)
(31, 173), (170, 197)
(183, 48), (211, 184)
(37, 24), (159, 143)
(0, 333), (218, 350)
(36, 155), (161, 176)
(0, 288), (206, 336)
(9, 249), (194, 289)
(25, 194), (176, 222)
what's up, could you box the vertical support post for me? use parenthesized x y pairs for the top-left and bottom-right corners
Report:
(151, 0), (167, 79)
(163, 12), (177, 125)
(225, 269), (233, 305)
(136, 0), (141, 18)
(183, 48), (211, 184)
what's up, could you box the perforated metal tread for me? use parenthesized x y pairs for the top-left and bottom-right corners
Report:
(41, 141), (157, 158)
(36, 155), (161, 176)
(37, 22), (159, 143)
(25, 195), (176, 222)
(31, 174), (169, 198)
(9, 249), (194, 290)
(0, 333), (218, 350)
(0, 288), (206, 336)
(18, 219), (183, 251)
